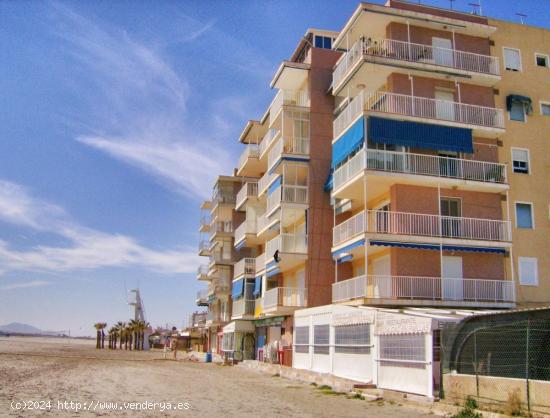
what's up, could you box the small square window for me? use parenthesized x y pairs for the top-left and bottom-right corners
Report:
(314, 35), (323, 48)
(504, 47), (522, 71)
(516, 203), (534, 229)
(519, 257), (538, 286)
(510, 102), (526, 122)
(541, 103), (550, 116)
(535, 54), (549, 67)
(512, 148), (530, 174)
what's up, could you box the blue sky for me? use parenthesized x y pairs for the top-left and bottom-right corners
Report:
(0, 0), (547, 336)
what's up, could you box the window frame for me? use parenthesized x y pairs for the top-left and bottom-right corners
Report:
(503, 47), (522, 72)
(540, 101), (550, 116)
(535, 53), (549, 68)
(515, 201), (535, 229)
(313, 324), (330, 355)
(511, 147), (531, 175)
(294, 325), (310, 353)
(509, 101), (526, 122)
(518, 257), (539, 286)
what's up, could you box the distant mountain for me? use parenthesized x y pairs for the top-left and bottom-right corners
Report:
(0, 322), (63, 335)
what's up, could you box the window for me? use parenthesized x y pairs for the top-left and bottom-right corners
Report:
(313, 324), (330, 354)
(510, 101), (526, 122)
(516, 202), (534, 229)
(535, 53), (549, 67)
(503, 47), (522, 71)
(314, 35), (332, 50)
(379, 334), (426, 362)
(294, 326), (309, 353)
(512, 148), (530, 174)
(541, 102), (550, 116)
(519, 257), (538, 286)
(334, 324), (371, 354)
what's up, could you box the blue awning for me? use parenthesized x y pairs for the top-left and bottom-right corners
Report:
(324, 171), (333, 192)
(369, 240), (440, 250)
(266, 266), (280, 278)
(253, 276), (262, 297)
(369, 240), (506, 254)
(368, 116), (473, 153)
(332, 117), (365, 169)
(337, 254), (353, 264)
(332, 239), (365, 258)
(267, 176), (282, 195)
(231, 279), (244, 299)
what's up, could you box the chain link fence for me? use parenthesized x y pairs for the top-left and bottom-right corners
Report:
(440, 310), (550, 416)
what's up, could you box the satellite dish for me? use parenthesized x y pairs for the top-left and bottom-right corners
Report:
(273, 250), (280, 263)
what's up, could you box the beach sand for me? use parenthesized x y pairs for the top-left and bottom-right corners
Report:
(0, 336), (435, 417)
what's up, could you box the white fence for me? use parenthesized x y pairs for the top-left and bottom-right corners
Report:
(267, 184), (308, 214)
(333, 148), (507, 192)
(234, 219), (257, 244)
(268, 136), (310, 171)
(237, 144), (259, 171)
(233, 257), (256, 278)
(258, 172), (279, 196)
(266, 233), (308, 257)
(231, 298), (255, 317)
(236, 182), (258, 209)
(332, 275), (515, 304)
(333, 37), (500, 90)
(259, 128), (280, 158)
(263, 287), (307, 309)
(270, 90), (310, 125)
(333, 209), (511, 245)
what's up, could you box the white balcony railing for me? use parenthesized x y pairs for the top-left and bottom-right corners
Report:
(258, 172), (279, 196)
(332, 275), (515, 304)
(267, 185), (308, 215)
(212, 221), (233, 234)
(199, 239), (210, 254)
(266, 233), (308, 257)
(232, 298), (255, 317)
(333, 148), (507, 192)
(196, 289), (209, 304)
(237, 144), (260, 172)
(234, 219), (257, 245)
(255, 253), (266, 273)
(333, 209), (511, 246)
(264, 287), (308, 310)
(259, 128), (280, 158)
(236, 182), (258, 209)
(334, 90), (504, 139)
(197, 265), (209, 277)
(268, 136), (310, 171)
(270, 90), (310, 125)
(233, 257), (256, 278)
(333, 37), (500, 91)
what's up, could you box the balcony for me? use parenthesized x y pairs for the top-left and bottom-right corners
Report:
(196, 289), (209, 306)
(199, 212), (211, 233)
(233, 257), (256, 279)
(333, 209), (511, 247)
(269, 90), (310, 126)
(206, 310), (228, 326)
(234, 219), (257, 248)
(197, 265), (210, 281)
(198, 239), (211, 257)
(211, 190), (236, 209)
(236, 182), (258, 211)
(332, 275), (515, 308)
(237, 144), (262, 177)
(209, 251), (234, 267)
(332, 148), (508, 197)
(334, 91), (504, 140)
(255, 253), (266, 274)
(333, 37), (500, 94)
(263, 287), (308, 315)
(231, 298), (255, 319)
(210, 221), (233, 238)
(266, 233), (307, 272)
(259, 128), (280, 159)
(267, 136), (310, 173)
(266, 184), (308, 216)
(258, 171), (279, 196)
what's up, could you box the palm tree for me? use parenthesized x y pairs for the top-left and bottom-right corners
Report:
(126, 324), (133, 350)
(116, 322), (126, 349)
(100, 322), (107, 349)
(93, 323), (102, 349)
(140, 321), (151, 350)
(107, 327), (115, 349)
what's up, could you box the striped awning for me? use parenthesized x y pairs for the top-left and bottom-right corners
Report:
(369, 240), (506, 254)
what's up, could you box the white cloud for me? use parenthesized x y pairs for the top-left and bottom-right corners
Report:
(0, 180), (201, 275)
(49, 3), (235, 200)
(0, 280), (49, 291)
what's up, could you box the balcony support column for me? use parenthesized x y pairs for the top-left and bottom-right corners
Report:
(406, 20), (411, 59)
(363, 172), (368, 287)
(438, 184), (444, 279)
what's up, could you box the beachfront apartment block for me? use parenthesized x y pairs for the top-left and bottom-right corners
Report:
(328, 0), (515, 310)
(194, 0), (550, 362)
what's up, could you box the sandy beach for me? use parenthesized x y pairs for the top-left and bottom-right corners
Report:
(0, 336), (435, 417)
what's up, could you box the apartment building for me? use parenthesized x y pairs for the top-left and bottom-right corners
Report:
(488, 18), (550, 307)
(197, 175), (253, 355)
(328, 0), (515, 310)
